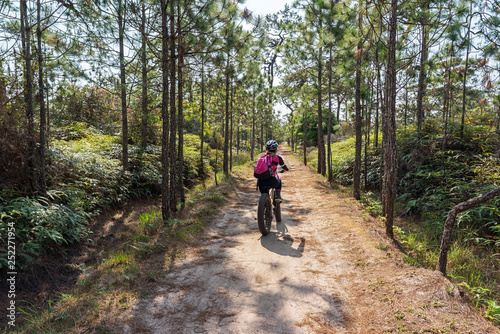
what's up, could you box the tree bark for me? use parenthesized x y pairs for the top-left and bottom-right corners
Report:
(140, 0), (148, 148)
(37, 0), (46, 197)
(223, 51), (230, 176)
(177, 5), (185, 210)
(375, 59), (381, 148)
(251, 92), (255, 161)
(345, 98), (348, 123)
(260, 121), (264, 152)
(168, 0), (177, 214)
(327, 45), (333, 183)
(364, 93), (370, 189)
(460, 5), (472, 139)
(21, 0), (35, 190)
(283, 99), (295, 152)
(416, 6), (429, 140)
(303, 118), (307, 166)
(161, 0), (171, 221)
(317, 13), (326, 176)
(118, 0), (128, 171)
(229, 84), (234, 172)
(438, 187), (500, 275)
(236, 115), (240, 154)
(21, 0), (33, 141)
(200, 61), (205, 174)
(353, 5), (363, 201)
(404, 73), (409, 130)
(442, 63), (451, 150)
(336, 94), (342, 134)
(46, 81), (50, 147)
(382, 0), (398, 238)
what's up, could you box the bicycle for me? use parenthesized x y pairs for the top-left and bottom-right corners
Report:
(257, 170), (284, 235)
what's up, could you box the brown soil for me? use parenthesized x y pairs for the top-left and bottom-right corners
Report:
(105, 146), (500, 334)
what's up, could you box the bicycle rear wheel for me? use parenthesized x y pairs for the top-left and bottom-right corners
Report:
(257, 192), (272, 235)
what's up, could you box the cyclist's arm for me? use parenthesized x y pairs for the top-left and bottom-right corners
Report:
(278, 156), (289, 171)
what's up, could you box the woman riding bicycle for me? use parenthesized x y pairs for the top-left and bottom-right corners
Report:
(257, 140), (289, 203)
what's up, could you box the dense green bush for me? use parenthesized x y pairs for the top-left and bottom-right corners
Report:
(397, 126), (500, 240)
(0, 191), (89, 270)
(329, 137), (357, 185)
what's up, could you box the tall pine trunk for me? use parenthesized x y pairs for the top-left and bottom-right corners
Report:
(404, 74), (409, 130)
(140, 0), (148, 148)
(236, 115), (240, 154)
(382, 0), (398, 238)
(223, 52), (230, 176)
(327, 45), (333, 183)
(443, 49), (452, 150)
(375, 43), (381, 148)
(353, 5), (363, 201)
(260, 120), (263, 152)
(161, 0), (171, 221)
(416, 4), (429, 140)
(364, 92), (371, 189)
(118, 0), (128, 171)
(461, 6), (472, 139)
(21, 0), (35, 189)
(46, 82), (50, 147)
(200, 61), (205, 174)
(177, 6), (185, 209)
(37, 0), (46, 196)
(251, 92), (255, 161)
(303, 119), (307, 166)
(168, 0), (177, 214)
(336, 94), (341, 132)
(229, 84), (234, 172)
(317, 14), (326, 176)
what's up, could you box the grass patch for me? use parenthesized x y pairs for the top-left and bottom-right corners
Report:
(377, 243), (388, 251)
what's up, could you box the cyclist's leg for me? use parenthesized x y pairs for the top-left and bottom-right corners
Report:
(275, 178), (282, 190)
(270, 178), (283, 201)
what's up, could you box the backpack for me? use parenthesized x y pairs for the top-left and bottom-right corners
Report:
(254, 154), (273, 180)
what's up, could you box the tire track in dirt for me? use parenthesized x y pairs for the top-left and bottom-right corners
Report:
(112, 146), (499, 334)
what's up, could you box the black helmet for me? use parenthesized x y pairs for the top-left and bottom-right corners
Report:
(265, 140), (278, 152)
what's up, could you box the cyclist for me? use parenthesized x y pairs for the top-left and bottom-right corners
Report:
(257, 140), (289, 203)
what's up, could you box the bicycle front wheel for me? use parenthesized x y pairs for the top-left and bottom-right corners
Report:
(275, 201), (281, 222)
(257, 193), (272, 235)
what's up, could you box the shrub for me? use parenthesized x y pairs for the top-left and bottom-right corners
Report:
(0, 192), (89, 270)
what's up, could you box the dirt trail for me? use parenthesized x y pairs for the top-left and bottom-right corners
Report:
(114, 146), (499, 334)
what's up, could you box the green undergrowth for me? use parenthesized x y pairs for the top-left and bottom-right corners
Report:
(0, 124), (250, 271)
(3, 171), (240, 334)
(297, 121), (500, 324)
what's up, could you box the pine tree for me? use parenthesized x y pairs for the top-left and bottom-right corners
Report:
(382, 0), (398, 238)
(37, 0), (47, 197)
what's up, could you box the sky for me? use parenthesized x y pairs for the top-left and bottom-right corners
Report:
(242, 0), (294, 118)
(242, 0), (292, 17)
